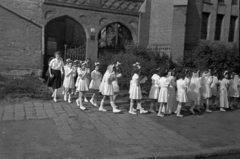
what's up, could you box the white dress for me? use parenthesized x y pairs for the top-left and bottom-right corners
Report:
(99, 72), (115, 96)
(211, 76), (219, 97)
(228, 78), (239, 97)
(149, 74), (160, 99)
(176, 79), (188, 103)
(129, 73), (142, 100)
(63, 66), (76, 89)
(166, 76), (177, 113)
(112, 72), (121, 93)
(188, 73), (201, 104)
(76, 68), (89, 92)
(85, 67), (91, 86)
(219, 78), (229, 108)
(201, 76), (213, 99)
(158, 77), (169, 103)
(89, 70), (102, 90)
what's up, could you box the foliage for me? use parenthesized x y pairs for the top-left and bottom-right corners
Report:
(184, 41), (240, 75)
(3, 75), (52, 99)
(98, 42), (173, 93)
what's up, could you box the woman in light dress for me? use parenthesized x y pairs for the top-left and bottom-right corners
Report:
(148, 68), (161, 113)
(183, 69), (191, 112)
(188, 70), (201, 114)
(218, 71), (230, 111)
(76, 62), (89, 110)
(176, 71), (188, 118)
(129, 62), (148, 115)
(200, 70), (213, 113)
(99, 64), (121, 113)
(210, 70), (219, 108)
(157, 70), (170, 117)
(228, 72), (239, 109)
(166, 69), (177, 114)
(89, 62), (102, 107)
(63, 60), (76, 103)
(112, 62), (122, 104)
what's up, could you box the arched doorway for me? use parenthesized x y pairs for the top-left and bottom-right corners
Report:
(98, 22), (133, 57)
(43, 16), (86, 77)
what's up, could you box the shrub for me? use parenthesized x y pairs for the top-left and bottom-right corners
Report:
(98, 42), (173, 93)
(185, 41), (239, 75)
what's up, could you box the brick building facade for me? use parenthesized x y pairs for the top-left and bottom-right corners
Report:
(0, 0), (239, 76)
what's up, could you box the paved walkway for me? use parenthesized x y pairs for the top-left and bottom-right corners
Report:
(0, 97), (240, 159)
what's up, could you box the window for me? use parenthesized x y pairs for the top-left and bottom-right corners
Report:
(218, 0), (225, 4)
(214, 14), (224, 41)
(232, 0), (238, 5)
(201, 12), (210, 39)
(228, 16), (237, 42)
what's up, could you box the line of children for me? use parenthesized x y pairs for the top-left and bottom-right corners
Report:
(60, 58), (240, 117)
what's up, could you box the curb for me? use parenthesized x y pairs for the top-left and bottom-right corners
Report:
(100, 146), (240, 159)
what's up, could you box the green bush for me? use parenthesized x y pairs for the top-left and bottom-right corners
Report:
(98, 42), (172, 93)
(4, 75), (52, 99)
(184, 41), (239, 75)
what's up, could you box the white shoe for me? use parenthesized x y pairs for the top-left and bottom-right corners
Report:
(99, 108), (107, 112)
(206, 109), (212, 113)
(84, 98), (89, 102)
(220, 108), (226, 112)
(176, 114), (184, 118)
(76, 99), (80, 106)
(132, 108), (137, 112)
(113, 109), (121, 113)
(80, 106), (86, 110)
(149, 109), (155, 113)
(53, 98), (58, 103)
(68, 100), (72, 103)
(140, 109), (148, 114)
(157, 114), (164, 117)
(129, 110), (137, 115)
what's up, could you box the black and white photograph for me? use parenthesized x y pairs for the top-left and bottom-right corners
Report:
(0, 0), (239, 159)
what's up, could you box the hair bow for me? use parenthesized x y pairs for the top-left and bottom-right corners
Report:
(95, 62), (100, 66)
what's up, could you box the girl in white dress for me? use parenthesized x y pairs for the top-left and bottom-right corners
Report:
(99, 65), (121, 113)
(157, 70), (170, 117)
(89, 62), (102, 107)
(166, 69), (177, 114)
(76, 62), (89, 110)
(63, 60), (76, 103)
(148, 68), (161, 113)
(75, 61), (82, 95)
(62, 59), (70, 95)
(188, 70), (201, 114)
(84, 60), (91, 102)
(210, 70), (219, 108)
(176, 71), (188, 118)
(112, 62), (122, 104)
(129, 63), (148, 115)
(228, 72), (239, 109)
(202, 70), (213, 112)
(219, 71), (230, 111)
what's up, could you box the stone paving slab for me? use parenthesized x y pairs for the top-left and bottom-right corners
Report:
(1, 99), (240, 159)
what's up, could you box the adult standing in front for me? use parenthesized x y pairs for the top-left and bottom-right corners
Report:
(47, 51), (64, 102)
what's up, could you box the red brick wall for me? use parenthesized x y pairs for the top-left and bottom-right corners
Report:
(171, 6), (188, 61)
(0, 0), (43, 71)
(184, 0), (203, 47)
(138, 0), (151, 47)
(148, 0), (174, 46)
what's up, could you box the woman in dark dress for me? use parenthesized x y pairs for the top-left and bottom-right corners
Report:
(47, 51), (64, 102)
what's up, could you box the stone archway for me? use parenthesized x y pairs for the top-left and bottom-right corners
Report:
(43, 16), (86, 77)
(98, 22), (133, 57)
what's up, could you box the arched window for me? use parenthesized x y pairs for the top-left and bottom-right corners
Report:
(98, 23), (133, 56)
